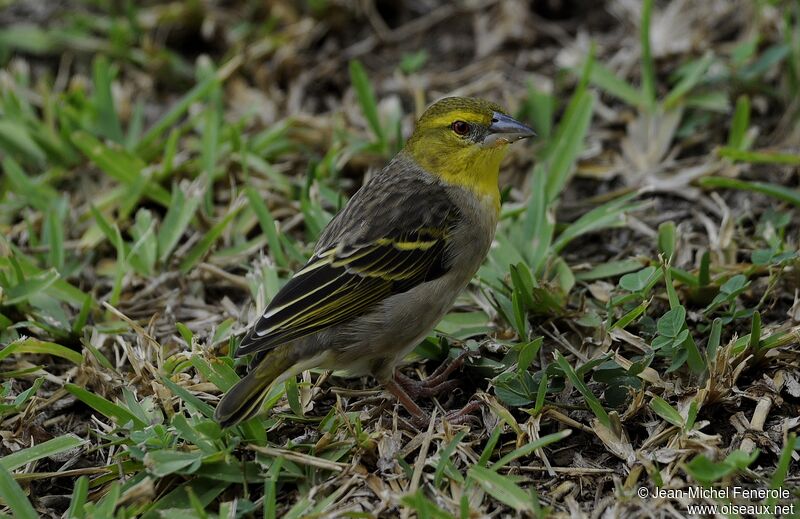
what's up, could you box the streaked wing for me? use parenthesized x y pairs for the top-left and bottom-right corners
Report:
(237, 227), (451, 355)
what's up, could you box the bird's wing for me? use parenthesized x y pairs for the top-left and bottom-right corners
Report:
(237, 165), (458, 356)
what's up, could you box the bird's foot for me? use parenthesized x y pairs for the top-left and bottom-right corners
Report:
(385, 351), (481, 427)
(399, 398), (483, 429)
(393, 350), (472, 398)
(443, 401), (483, 427)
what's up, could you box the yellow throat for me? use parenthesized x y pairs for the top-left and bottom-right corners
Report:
(404, 140), (507, 210)
(401, 97), (534, 212)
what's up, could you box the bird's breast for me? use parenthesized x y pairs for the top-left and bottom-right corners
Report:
(444, 188), (499, 284)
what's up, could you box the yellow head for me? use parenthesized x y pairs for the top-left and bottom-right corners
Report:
(404, 97), (535, 209)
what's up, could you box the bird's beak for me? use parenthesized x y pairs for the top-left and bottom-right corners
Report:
(481, 112), (536, 148)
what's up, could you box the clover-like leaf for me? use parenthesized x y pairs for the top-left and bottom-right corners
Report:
(619, 266), (656, 292)
(657, 306), (686, 338)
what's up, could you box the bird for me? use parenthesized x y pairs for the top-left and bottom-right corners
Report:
(214, 96), (535, 428)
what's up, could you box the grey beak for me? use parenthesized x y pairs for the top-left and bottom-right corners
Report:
(482, 112), (536, 147)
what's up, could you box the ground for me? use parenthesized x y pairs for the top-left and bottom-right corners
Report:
(0, 0), (799, 517)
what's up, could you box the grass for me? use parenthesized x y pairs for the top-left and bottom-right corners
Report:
(1, 0), (799, 517)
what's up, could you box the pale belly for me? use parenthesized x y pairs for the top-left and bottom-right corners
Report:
(317, 274), (463, 381)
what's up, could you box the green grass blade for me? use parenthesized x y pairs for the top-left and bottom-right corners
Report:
(66, 476), (89, 519)
(45, 199), (65, 271)
(716, 148), (800, 166)
(157, 183), (202, 263)
(137, 75), (219, 154)
(663, 53), (713, 110)
(555, 352), (610, 428)
(728, 96), (751, 150)
(64, 383), (147, 429)
(159, 376), (216, 419)
(551, 192), (643, 254)
(0, 435), (85, 471)
(2, 156), (57, 211)
(433, 430), (467, 487)
(490, 430), (571, 471)
(545, 91), (595, 203)
(349, 60), (385, 147)
(71, 131), (170, 206)
(0, 338), (83, 365)
(0, 464), (38, 519)
(467, 465), (532, 513)
(92, 55), (123, 143)
(640, 0), (656, 108)
(699, 176), (800, 207)
(245, 187), (287, 268)
(587, 62), (645, 107)
(770, 434), (797, 491)
(0, 120), (46, 166)
(649, 396), (683, 428)
(178, 203), (244, 273)
(524, 81), (554, 139)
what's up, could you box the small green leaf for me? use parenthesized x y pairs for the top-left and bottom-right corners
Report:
(657, 221), (676, 261)
(657, 306), (686, 338)
(728, 95), (751, 150)
(686, 449), (758, 484)
(649, 396), (683, 428)
(516, 337), (542, 373)
(686, 455), (734, 483)
(398, 50), (428, 74)
(610, 299), (649, 331)
(284, 376), (303, 416)
(619, 266), (656, 292)
(686, 400), (699, 431)
(144, 450), (204, 477)
(468, 465), (533, 513)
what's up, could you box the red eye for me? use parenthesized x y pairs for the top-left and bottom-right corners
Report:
(451, 120), (470, 136)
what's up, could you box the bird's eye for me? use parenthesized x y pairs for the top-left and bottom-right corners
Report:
(451, 120), (470, 136)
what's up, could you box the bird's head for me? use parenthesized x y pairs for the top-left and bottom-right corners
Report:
(404, 97), (535, 206)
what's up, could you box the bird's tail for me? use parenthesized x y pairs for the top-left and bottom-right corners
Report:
(214, 344), (295, 428)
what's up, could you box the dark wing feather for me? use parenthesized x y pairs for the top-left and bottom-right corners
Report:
(237, 157), (457, 356)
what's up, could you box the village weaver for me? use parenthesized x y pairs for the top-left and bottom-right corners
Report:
(214, 97), (535, 427)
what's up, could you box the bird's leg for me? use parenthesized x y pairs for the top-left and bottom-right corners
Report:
(385, 378), (482, 427)
(444, 401), (483, 426)
(394, 370), (460, 398)
(384, 378), (430, 426)
(385, 350), (483, 426)
(394, 350), (471, 398)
